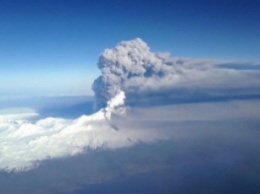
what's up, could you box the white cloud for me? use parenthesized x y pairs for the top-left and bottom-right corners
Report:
(1, 92), (259, 172)
(0, 91), (164, 172)
(0, 108), (38, 122)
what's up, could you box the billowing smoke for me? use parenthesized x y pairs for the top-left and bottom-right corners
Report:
(92, 38), (176, 110)
(92, 38), (260, 110)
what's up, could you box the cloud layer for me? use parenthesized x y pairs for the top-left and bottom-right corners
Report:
(1, 96), (259, 172)
(0, 92), (165, 172)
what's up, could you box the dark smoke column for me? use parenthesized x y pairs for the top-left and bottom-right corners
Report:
(92, 38), (260, 112)
(92, 38), (150, 110)
(92, 38), (178, 111)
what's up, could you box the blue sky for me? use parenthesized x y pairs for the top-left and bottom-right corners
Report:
(1, 0), (260, 97)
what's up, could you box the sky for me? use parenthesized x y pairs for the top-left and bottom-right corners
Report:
(0, 1), (260, 193)
(1, 0), (260, 97)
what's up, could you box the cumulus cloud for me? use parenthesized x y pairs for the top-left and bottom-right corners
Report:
(92, 38), (260, 110)
(0, 92), (165, 172)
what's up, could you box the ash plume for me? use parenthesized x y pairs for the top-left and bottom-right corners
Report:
(91, 38), (177, 110)
(92, 38), (260, 110)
